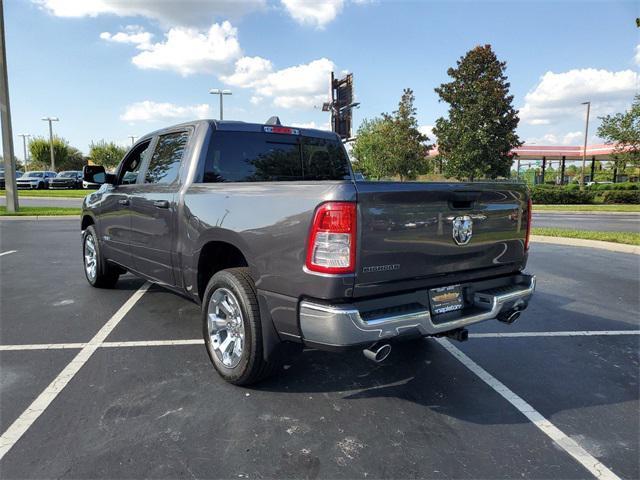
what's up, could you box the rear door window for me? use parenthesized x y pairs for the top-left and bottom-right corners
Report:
(202, 131), (350, 182)
(145, 131), (190, 184)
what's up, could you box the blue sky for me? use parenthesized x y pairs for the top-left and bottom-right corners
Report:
(6, 0), (639, 156)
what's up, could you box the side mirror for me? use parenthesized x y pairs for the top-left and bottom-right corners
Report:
(83, 165), (115, 185)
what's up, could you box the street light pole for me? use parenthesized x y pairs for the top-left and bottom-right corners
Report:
(41, 116), (59, 171)
(128, 135), (136, 147)
(580, 101), (591, 190)
(209, 89), (232, 120)
(18, 133), (30, 170)
(0, 0), (18, 212)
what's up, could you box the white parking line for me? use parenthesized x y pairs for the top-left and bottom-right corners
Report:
(101, 339), (203, 348)
(469, 330), (640, 339)
(1, 331), (638, 352)
(0, 282), (151, 461)
(436, 337), (621, 480)
(0, 339), (204, 351)
(0, 343), (85, 351)
(0, 250), (17, 257)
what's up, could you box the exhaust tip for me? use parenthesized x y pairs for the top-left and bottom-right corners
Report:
(499, 310), (521, 324)
(363, 343), (392, 363)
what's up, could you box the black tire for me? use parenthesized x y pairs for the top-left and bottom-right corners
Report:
(82, 225), (120, 288)
(202, 267), (279, 385)
(37, 182), (44, 190)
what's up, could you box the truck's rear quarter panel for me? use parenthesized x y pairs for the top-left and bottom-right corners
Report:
(182, 181), (357, 300)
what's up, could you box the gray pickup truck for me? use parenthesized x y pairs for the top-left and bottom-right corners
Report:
(81, 119), (535, 385)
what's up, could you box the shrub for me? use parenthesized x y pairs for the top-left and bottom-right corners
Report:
(590, 182), (638, 191)
(530, 186), (595, 204)
(601, 191), (640, 204)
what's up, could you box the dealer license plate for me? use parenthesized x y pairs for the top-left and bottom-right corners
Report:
(429, 284), (464, 315)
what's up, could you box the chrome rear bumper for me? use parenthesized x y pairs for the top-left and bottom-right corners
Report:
(300, 274), (535, 348)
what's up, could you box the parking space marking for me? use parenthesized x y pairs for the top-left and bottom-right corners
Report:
(469, 330), (640, 339)
(0, 282), (151, 461)
(436, 337), (621, 480)
(101, 339), (203, 348)
(0, 250), (17, 257)
(2, 331), (638, 352)
(0, 343), (85, 351)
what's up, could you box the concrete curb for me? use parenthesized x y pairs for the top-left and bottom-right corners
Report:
(533, 210), (640, 216)
(531, 235), (639, 255)
(0, 215), (79, 221)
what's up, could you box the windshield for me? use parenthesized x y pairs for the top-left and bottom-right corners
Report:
(57, 171), (77, 178)
(23, 172), (44, 178)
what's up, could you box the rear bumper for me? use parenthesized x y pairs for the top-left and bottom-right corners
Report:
(299, 274), (535, 348)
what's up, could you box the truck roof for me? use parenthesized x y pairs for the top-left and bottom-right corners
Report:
(138, 119), (340, 143)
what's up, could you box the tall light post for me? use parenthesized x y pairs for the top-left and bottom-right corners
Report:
(41, 116), (59, 171)
(209, 88), (232, 120)
(18, 133), (30, 170)
(0, 0), (18, 212)
(128, 135), (137, 147)
(579, 101), (591, 190)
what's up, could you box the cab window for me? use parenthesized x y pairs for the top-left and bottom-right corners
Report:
(145, 131), (190, 184)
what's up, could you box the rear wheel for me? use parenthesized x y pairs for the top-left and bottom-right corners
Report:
(82, 225), (120, 288)
(202, 268), (279, 385)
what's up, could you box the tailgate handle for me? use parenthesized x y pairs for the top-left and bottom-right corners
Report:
(450, 191), (481, 210)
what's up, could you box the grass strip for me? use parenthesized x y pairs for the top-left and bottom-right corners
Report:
(533, 204), (640, 213)
(532, 227), (640, 246)
(0, 206), (81, 216)
(0, 189), (89, 198)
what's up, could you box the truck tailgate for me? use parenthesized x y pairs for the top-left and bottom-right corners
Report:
(353, 182), (529, 297)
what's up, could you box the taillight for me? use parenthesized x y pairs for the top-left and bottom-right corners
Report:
(306, 202), (357, 274)
(525, 197), (532, 251)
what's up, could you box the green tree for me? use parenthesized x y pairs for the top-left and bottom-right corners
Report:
(351, 89), (430, 181)
(433, 45), (521, 180)
(63, 147), (86, 170)
(597, 94), (640, 172)
(28, 136), (69, 171)
(351, 118), (395, 180)
(88, 140), (127, 169)
(384, 88), (431, 181)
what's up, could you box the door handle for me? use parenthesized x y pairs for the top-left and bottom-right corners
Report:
(118, 198), (130, 206)
(153, 200), (170, 209)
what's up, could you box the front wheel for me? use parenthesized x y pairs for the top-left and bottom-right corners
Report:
(202, 268), (279, 385)
(82, 225), (120, 288)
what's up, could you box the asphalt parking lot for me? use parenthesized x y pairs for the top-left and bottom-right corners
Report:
(1, 219), (638, 479)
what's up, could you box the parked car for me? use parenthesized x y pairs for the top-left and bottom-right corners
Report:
(81, 119), (535, 385)
(16, 171), (57, 189)
(50, 170), (83, 189)
(0, 169), (23, 189)
(83, 178), (101, 189)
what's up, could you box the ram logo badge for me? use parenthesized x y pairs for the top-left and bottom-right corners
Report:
(452, 216), (473, 245)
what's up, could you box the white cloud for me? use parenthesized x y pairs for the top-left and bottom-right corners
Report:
(519, 68), (638, 126)
(250, 96), (265, 105)
(281, 0), (344, 28)
(291, 121), (331, 130)
(525, 131), (584, 146)
(121, 100), (211, 122)
(222, 57), (334, 109)
(418, 125), (434, 139)
(220, 56), (273, 88)
(100, 25), (152, 50)
(635, 44), (640, 66)
(131, 22), (241, 76)
(36, 0), (266, 26)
